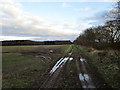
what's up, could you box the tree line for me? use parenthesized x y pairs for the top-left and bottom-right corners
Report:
(74, 1), (120, 50)
(2, 40), (72, 46)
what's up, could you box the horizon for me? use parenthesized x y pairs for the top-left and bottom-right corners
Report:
(1, 0), (115, 41)
(1, 39), (72, 42)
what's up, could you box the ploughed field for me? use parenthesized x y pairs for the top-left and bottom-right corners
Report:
(2, 45), (111, 88)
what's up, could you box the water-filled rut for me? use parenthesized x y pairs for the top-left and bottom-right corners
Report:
(40, 51), (73, 88)
(79, 58), (96, 88)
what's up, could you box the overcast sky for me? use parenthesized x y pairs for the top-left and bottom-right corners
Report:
(0, 0), (115, 41)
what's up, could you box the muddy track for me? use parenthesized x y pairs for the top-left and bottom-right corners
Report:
(36, 46), (111, 89)
(76, 55), (96, 89)
(40, 50), (73, 88)
(75, 46), (111, 89)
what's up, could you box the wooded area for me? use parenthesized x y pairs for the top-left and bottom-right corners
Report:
(1, 40), (72, 46)
(74, 1), (120, 50)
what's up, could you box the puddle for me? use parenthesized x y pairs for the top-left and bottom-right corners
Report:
(80, 58), (86, 62)
(69, 57), (73, 61)
(79, 74), (89, 81)
(50, 51), (73, 74)
(79, 73), (96, 88)
(50, 57), (69, 74)
(49, 50), (53, 53)
(68, 52), (72, 55)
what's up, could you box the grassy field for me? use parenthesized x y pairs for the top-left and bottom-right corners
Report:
(2, 45), (71, 88)
(2, 45), (70, 53)
(77, 45), (120, 88)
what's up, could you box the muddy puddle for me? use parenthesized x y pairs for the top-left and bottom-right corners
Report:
(50, 52), (73, 74)
(68, 52), (72, 56)
(79, 57), (96, 88)
(79, 73), (96, 88)
(69, 57), (73, 61)
(50, 57), (69, 74)
(80, 58), (86, 62)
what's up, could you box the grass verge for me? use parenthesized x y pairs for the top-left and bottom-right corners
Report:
(76, 45), (120, 88)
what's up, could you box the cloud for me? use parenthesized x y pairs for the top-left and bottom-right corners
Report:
(75, 10), (110, 26)
(0, 35), (34, 41)
(20, 0), (117, 2)
(74, 7), (93, 12)
(0, 0), (80, 41)
(85, 11), (108, 25)
(61, 2), (71, 8)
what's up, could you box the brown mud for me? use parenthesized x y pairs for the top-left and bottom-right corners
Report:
(32, 47), (112, 89)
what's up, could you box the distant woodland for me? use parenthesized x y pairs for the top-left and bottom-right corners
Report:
(1, 40), (72, 46)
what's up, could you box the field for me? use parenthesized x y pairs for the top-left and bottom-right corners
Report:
(2, 45), (119, 88)
(2, 45), (71, 88)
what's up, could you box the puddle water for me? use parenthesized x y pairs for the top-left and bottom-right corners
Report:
(79, 73), (96, 88)
(49, 50), (53, 53)
(50, 57), (69, 74)
(69, 57), (73, 61)
(79, 74), (89, 81)
(80, 58), (86, 62)
(50, 51), (73, 74)
(68, 52), (72, 56)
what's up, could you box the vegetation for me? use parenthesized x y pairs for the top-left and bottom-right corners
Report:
(2, 40), (72, 46)
(74, 1), (120, 50)
(2, 45), (70, 88)
(73, 1), (120, 88)
(59, 59), (79, 88)
(2, 45), (69, 53)
(58, 45), (81, 88)
(77, 45), (120, 88)
(2, 53), (47, 88)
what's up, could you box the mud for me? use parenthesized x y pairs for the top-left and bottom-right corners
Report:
(40, 51), (73, 88)
(32, 46), (111, 89)
(78, 57), (96, 89)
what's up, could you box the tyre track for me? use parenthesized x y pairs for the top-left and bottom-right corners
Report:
(40, 50), (73, 88)
(75, 46), (110, 89)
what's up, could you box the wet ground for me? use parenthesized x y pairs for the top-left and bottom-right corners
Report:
(33, 47), (110, 89)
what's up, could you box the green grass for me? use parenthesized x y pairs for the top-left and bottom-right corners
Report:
(2, 45), (71, 88)
(2, 53), (47, 88)
(76, 45), (120, 88)
(73, 45), (80, 57)
(2, 45), (69, 53)
(63, 44), (73, 55)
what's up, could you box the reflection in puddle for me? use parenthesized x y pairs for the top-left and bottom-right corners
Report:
(80, 58), (86, 62)
(69, 57), (73, 61)
(50, 57), (69, 74)
(50, 51), (73, 74)
(68, 52), (72, 56)
(79, 74), (89, 81)
(79, 73), (96, 88)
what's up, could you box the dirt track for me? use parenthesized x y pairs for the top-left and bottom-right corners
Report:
(40, 50), (73, 88)
(35, 47), (110, 89)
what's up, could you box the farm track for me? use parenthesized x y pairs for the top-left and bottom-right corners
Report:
(38, 46), (111, 89)
(75, 46), (110, 89)
(40, 50), (73, 88)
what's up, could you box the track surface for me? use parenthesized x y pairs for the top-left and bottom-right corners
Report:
(39, 46), (109, 89)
